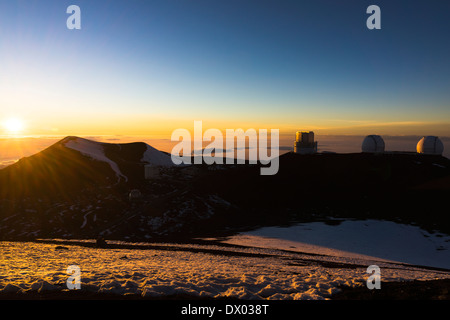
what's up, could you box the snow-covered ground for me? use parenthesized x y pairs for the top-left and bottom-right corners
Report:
(222, 220), (450, 269)
(1, 220), (449, 300)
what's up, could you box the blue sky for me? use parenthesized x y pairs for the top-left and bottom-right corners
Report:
(0, 0), (449, 136)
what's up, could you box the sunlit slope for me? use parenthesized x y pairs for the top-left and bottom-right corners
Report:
(0, 136), (173, 199)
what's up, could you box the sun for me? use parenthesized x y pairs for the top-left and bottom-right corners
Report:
(2, 118), (25, 135)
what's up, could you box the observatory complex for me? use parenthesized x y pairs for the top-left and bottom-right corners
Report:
(293, 131), (444, 156)
(360, 134), (444, 155)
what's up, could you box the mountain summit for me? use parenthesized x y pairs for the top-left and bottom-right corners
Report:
(0, 136), (189, 240)
(0, 136), (174, 199)
(1, 138), (450, 241)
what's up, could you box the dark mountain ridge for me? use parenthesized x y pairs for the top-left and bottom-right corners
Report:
(0, 136), (449, 241)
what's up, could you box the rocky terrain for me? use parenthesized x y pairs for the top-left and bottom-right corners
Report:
(1, 136), (450, 241)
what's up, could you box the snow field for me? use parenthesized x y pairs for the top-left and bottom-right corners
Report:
(224, 220), (450, 269)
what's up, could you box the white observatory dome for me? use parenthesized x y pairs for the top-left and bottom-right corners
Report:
(416, 136), (444, 155)
(362, 135), (385, 153)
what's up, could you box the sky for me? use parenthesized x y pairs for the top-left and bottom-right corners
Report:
(0, 0), (450, 138)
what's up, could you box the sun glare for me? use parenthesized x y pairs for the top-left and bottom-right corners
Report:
(2, 118), (25, 135)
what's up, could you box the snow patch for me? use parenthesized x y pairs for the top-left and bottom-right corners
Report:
(80, 211), (92, 229)
(141, 144), (174, 167)
(223, 220), (450, 269)
(64, 137), (128, 183)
